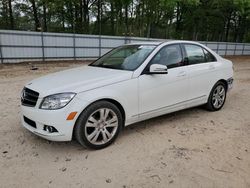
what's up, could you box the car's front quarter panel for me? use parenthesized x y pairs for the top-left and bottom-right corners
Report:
(76, 78), (139, 126)
(21, 77), (139, 142)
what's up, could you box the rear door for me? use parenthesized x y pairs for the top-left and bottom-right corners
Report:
(182, 44), (219, 104)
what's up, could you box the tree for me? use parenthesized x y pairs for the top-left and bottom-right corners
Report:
(29, 0), (40, 31)
(233, 0), (250, 42)
(1, 0), (9, 29)
(0, 0), (250, 42)
(8, 0), (14, 29)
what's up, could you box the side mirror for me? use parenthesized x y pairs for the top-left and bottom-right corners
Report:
(148, 64), (168, 74)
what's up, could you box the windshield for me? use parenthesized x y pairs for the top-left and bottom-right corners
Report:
(89, 45), (156, 71)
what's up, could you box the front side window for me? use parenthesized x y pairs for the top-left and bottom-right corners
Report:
(90, 45), (156, 71)
(149, 44), (183, 69)
(184, 44), (206, 65)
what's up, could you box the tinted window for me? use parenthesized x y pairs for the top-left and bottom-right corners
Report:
(90, 45), (156, 71)
(150, 44), (183, 69)
(184, 44), (206, 64)
(203, 48), (216, 62)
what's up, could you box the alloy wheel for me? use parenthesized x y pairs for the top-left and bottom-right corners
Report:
(84, 108), (118, 145)
(212, 85), (226, 109)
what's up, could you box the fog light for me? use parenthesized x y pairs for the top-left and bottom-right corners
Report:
(43, 125), (58, 133)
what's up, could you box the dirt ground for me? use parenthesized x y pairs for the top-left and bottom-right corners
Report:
(0, 56), (250, 188)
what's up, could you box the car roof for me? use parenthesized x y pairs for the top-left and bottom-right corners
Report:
(124, 41), (163, 46)
(125, 40), (203, 46)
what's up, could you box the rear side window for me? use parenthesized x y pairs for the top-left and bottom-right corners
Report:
(150, 44), (183, 69)
(184, 44), (206, 65)
(203, 48), (216, 62)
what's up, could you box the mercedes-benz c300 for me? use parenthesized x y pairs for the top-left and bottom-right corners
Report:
(21, 41), (233, 149)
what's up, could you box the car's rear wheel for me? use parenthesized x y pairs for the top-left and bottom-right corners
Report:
(74, 101), (123, 149)
(206, 81), (227, 111)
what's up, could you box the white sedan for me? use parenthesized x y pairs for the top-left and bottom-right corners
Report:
(21, 41), (233, 149)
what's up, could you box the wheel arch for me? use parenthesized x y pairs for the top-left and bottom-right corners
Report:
(73, 98), (126, 137)
(217, 79), (228, 91)
(205, 79), (228, 111)
(101, 98), (126, 125)
(206, 79), (228, 104)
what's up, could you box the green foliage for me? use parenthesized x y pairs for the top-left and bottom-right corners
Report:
(0, 0), (249, 42)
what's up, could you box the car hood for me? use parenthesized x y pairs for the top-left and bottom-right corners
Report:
(25, 65), (133, 97)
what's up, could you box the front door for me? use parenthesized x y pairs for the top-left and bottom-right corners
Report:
(138, 44), (189, 119)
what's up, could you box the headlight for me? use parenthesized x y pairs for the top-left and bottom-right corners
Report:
(40, 93), (76, 110)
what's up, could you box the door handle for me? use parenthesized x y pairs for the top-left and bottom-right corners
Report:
(177, 71), (186, 77)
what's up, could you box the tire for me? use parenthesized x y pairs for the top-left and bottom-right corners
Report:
(205, 81), (227, 111)
(74, 101), (123, 149)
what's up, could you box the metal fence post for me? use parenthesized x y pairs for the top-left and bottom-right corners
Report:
(128, 36), (131, 44)
(0, 33), (3, 64)
(225, 42), (228, 56)
(99, 35), (101, 57)
(242, 43), (245, 55)
(41, 31), (45, 61)
(216, 42), (219, 53)
(73, 33), (76, 60)
(234, 43), (237, 55)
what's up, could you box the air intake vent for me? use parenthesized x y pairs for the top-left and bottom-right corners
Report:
(23, 116), (37, 128)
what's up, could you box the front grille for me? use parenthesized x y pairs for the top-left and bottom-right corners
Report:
(21, 87), (39, 107)
(23, 116), (37, 128)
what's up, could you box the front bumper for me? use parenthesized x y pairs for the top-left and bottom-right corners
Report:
(21, 113), (73, 141)
(20, 96), (88, 141)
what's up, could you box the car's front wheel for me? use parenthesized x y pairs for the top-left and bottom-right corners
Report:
(206, 81), (227, 111)
(74, 101), (123, 149)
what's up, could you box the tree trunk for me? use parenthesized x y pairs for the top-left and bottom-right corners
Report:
(139, 0), (144, 37)
(224, 15), (231, 42)
(2, 0), (9, 29)
(146, 5), (151, 38)
(110, 1), (115, 35)
(130, 1), (134, 36)
(238, 16), (246, 42)
(61, 9), (65, 31)
(30, 0), (40, 31)
(176, 2), (181, 32)
(83, 0), (89, 33)
(74, 3), (79, 33)
(42, 0), (47, 32)
(146, 21), (151, 38)
(67, 1), (74, 31)
(125, 4), (129, 35)
(8, 0), (14, 29)
(167, 18), (172, 39)
(115, 7), (120, 35)
(97, 0), (101, 35)
(79, 0), (84, 33)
